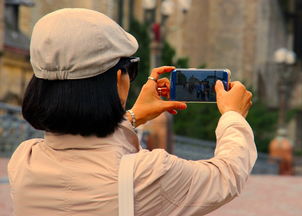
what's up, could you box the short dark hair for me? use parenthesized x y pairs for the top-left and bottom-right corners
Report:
(22, 62), (127, 138)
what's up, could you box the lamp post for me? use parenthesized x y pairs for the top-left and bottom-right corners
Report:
(142, 0), (192, 69)
(269, 48), (296, 175)
(273, 48), (296, 129)
(141, 0), (191, 152)
(142, 0), (156, 26)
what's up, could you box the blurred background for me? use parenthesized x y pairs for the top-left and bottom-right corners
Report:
(0, 0), (302, 215)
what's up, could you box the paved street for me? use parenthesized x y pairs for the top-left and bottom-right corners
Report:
(0, 158), (12, 216)
(208, 175), (302, 216)
(1, 157), (302, 216)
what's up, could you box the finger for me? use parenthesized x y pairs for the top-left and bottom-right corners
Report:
(168, 109), (178, 115)
(230, 81), (246, 91)
(157, 87), (169, 97)
(161, 91), (169, 98)
(157, 78), (170, 88)
(242, 91), (252, 105)
(229, 81), (242, 88)
(162, 101), (187, 111)
(244, 101), (252, 111)
(229, 82), (235, 89)
(150, 66), (175, 80)
(243, 101), (253, 118)
(215, 80), (226, 96)
(246, 91), (253, 100)
(157, 87), (169, 92)
(166, 81), (170, 89)
(158, 79), (170, 93)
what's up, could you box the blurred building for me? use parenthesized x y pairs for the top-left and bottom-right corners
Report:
(0, 0), (3, 68)
(132, 0), (301, 104)
(131, 0), (302, 151)
(0, 0), (34, 105)
(140, 0), (293, 100)
(0, 0), (301, 150)
(0, 0), (119, 105)
(18, 0), (118, 37)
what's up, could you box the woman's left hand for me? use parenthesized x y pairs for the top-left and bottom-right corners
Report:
(128, 66), (187, 127)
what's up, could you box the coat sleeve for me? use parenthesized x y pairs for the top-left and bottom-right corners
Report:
(159, 111), (257, 216)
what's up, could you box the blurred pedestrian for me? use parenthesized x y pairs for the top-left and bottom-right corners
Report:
(269, 128), (293, 175)
(8, 8), (256, 216)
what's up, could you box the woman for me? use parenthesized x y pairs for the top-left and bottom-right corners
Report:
(8, 8), (256, 216)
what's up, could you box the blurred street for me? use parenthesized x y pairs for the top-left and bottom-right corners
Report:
(208, 175), (302, 216)
(0, 158), (12, 216)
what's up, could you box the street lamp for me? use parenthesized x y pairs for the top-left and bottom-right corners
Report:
(160, 0), (174, 43)
(142, 0), (156, 10)
(274, 48), (296, 65)
(178, 0), (192, 13)
(269, 48), (296, 175)
(273, 48), (296, 128)
(161, 0), (174, 17)
(141, 0), (191, 153)
(142, 0), (175, 68)
(142, 0), (156, 25)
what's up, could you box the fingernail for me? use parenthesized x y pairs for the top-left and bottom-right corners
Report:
(181, 103), (187, 109)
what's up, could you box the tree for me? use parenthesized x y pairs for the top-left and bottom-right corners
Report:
(161, 41), (189, 68)
(246, 97), (278, 152)
(127, 18), (151, 107)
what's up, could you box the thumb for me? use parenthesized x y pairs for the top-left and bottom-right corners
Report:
(215, 80), (225, 95)
(162, 101), (187, 112)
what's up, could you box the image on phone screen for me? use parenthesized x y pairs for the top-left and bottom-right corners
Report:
(170, 69), (229, 103)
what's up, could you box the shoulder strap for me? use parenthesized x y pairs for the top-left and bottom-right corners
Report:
(118, 154), (136, 216)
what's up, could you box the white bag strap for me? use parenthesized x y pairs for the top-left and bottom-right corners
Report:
(118, 154), (136, 216)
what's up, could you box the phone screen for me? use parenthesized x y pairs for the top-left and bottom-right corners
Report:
(170, 69), (229, 103)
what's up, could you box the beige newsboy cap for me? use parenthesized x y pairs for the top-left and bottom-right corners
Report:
(30, 8), (138, 80)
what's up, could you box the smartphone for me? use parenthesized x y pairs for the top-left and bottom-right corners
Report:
(170, 69), (231, 103)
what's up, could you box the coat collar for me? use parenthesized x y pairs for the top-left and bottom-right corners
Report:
(44, 119), (140, 153)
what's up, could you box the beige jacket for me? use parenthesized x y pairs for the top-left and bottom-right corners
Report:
(8, 111), (257, 216)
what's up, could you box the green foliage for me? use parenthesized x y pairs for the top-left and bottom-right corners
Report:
(127, 18), (151, 107)
(246, 94), (296, 153)
(161, 41), (189, 68)
(161, 40), (189, 81)
(175, 58), (189, 68)
(161, 41), (175, 66)
(246, 98), (278, 153)
(174, 96), (280, 153)
(294, 150), (302, 156)
(173, 103), (220, 140)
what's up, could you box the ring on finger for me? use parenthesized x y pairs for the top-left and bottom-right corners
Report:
(158, 87), (162, 96)
(148, 76), (157, 82)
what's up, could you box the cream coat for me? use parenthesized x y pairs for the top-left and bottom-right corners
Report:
(8, 111), (257, 216)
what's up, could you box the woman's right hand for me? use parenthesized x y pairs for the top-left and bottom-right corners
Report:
(215, 80), (252, 118)
(128, 66), (187, 127)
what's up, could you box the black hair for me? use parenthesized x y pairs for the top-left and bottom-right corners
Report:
(22, 61), (128, 138)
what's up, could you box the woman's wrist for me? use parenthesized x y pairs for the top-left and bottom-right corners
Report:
(126, 108), (145, 128)
(126, 110), (136, 128)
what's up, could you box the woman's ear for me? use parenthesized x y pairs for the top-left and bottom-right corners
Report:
(116, 69), (130, 108)
(116, 69), (122, 86)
